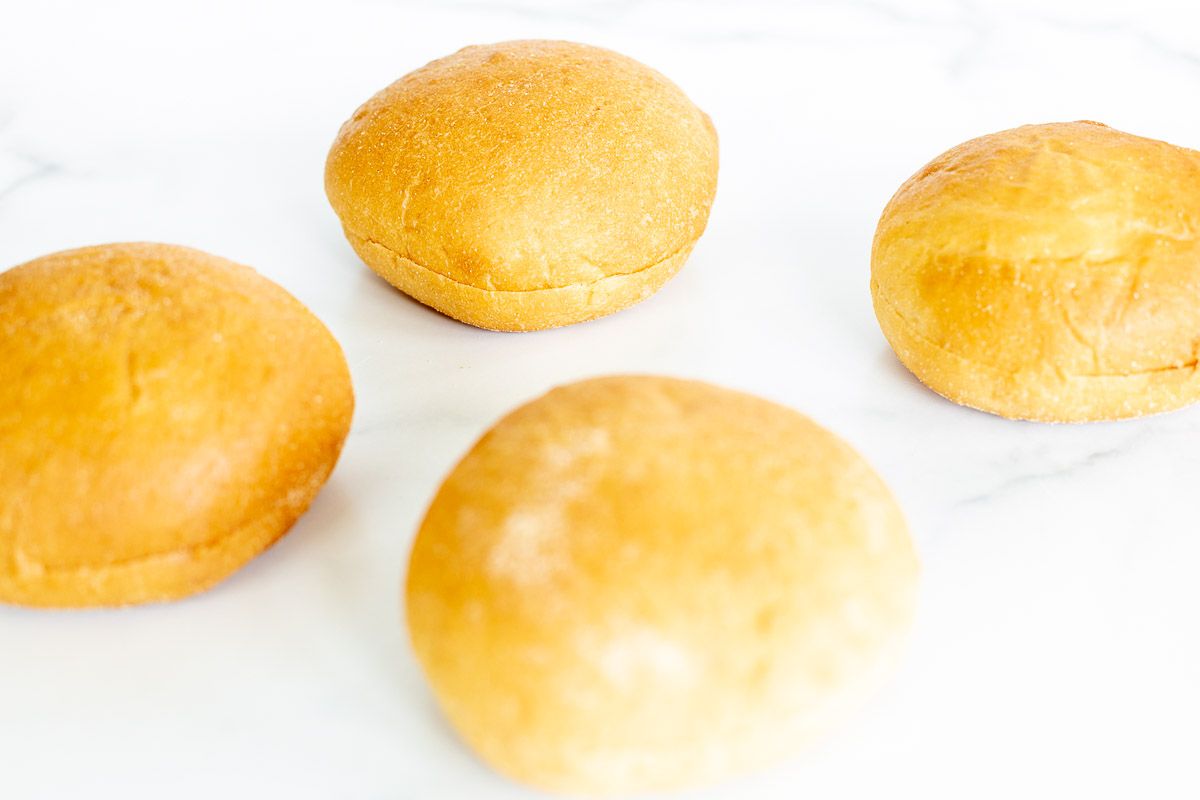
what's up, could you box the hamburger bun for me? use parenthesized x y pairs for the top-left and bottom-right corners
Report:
(872, 121), (1200, 422)
(325, 40), (719, 331)
(0, 243), (354, 607)
(406, 376), (918, 794)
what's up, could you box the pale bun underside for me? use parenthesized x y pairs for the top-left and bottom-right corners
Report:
(326, 40), (719, 331)
(0, 243), (354, 607)
(407, 375), (918, 795)
(872, 121), (1200, 422)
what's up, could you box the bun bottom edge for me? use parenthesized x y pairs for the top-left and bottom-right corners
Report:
(345, 230), (694, 332)
(0, 457), (342, 609)
(873, 291), (1200, 423)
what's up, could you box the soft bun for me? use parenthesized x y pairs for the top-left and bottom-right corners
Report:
(325, 40), (719, 331)
(406, 376), (918, 795)
(0, 243), (354, 607)
(872, 121), (1200, 422)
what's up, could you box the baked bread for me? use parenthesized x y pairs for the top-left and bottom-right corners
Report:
(325, 40), (719, 331)
(406, 376), (918, 795)
(872, 121), (1200, 422)
(0, 243), (354, 607)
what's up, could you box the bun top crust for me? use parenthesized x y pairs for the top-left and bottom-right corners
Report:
(407, 376), (917, 794)
(0, 243), (353, 587)
(872, 122), (1200, 400)
(326, 40), (719, 293)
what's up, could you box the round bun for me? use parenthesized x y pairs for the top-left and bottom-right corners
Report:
(325, 40), (719, 332)
(0, 243), (354, 607)
(406, 376), (918, 794)
(872, 121), (1200, 422)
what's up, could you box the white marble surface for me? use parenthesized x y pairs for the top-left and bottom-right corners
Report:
(2, 0), (1200, 797)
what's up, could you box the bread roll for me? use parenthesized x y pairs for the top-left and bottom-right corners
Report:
(872, 121), (1200, 422)
(406, 376), (918, 795)
(0, 243), (354, 607)
(325, 40), (719, 331)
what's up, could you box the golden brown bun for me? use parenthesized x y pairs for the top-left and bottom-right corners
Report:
(872, 121), (1200, 422)
(326, 40), (719, 331)
(0, 243), (354, 608)
(406, 376), (918, 795)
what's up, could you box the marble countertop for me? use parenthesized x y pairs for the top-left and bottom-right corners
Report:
(2, 1), (1199, 797)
